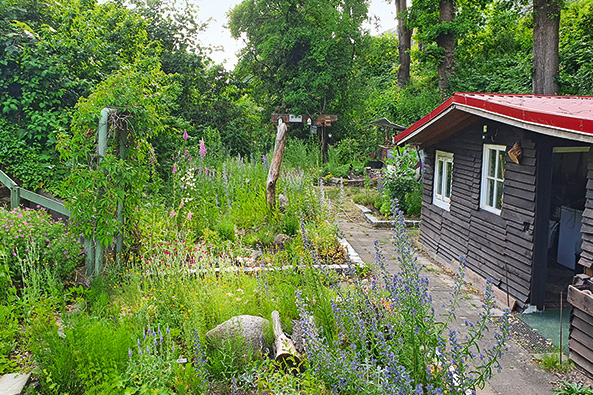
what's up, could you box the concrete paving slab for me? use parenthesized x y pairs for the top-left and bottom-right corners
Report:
(0, 373), (30, 395)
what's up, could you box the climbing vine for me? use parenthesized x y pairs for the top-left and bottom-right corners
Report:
(57, 56), (179, 247)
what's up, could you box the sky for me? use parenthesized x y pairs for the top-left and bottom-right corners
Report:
(192, 0), (399, 70)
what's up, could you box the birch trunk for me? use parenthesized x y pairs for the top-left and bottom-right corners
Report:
(266, 121), (288, 208)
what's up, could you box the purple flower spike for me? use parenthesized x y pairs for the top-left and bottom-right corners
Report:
(128, 348), (132, 358)
(166, 324), (170, 336)
(183, 130), (188, 141)
(199, 139), (207, 157)
(147, 345), (150, 354)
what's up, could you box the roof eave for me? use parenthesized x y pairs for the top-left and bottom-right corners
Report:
(396, 102), (593, 147)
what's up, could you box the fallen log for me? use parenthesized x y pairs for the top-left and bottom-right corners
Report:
(271, 310), (301, 369)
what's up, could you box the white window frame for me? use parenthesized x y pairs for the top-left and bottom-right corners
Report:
(480, 144), (506, 215)
(433, 150), (454, 211)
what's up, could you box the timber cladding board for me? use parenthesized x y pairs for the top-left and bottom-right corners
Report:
(569, 286), (593, 375)
(419, 122), (537, 306)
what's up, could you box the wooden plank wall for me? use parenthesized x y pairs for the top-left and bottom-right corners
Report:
(568, 285), (593, 375)
(420, 122), (537, 307)
(579, 149), (593, 269)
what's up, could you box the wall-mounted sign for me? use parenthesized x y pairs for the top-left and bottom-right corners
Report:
(289, 115), (303, 123)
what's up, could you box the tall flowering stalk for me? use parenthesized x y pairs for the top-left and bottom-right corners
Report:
(296, 200), (511, 394)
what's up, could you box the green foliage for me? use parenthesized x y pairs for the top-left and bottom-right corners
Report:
(215, 219), (236, 242)
(534, 350), (574, 372)
(0, 304), (18, 374)
(352, 189), (381, 207)
(229, 0), (369, 116)
(59, 56), (178, 247)
(380, 147), (422, 216)
(553, 381), (593, 395)
(0, 123), (64, 191)
(33, 315), (133, 394)
(206, 333), (259, 382)
(0, 207), (82, 280)
(559, 0), (593, 95)
(405, 182), (423, 218)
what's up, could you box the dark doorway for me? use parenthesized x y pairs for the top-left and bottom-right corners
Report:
(545, 147), (589, 308)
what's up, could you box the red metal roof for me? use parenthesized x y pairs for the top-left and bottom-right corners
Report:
(395, 93), (593, 145)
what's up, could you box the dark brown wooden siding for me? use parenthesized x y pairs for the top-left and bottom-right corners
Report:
(420, 122), (537, 307)
(579, 149), (593, 269)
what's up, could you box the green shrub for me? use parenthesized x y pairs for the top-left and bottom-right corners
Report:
(33, 315), (133, 394)
(0, 304), (18, 374)
(207, 332), (260, 382)
(352, 190), (381, 206)
(216, 219), (236, 242)
(0, 207), (82, 281)
(405, 182), (423, 218)
(281, 212), (300, 236)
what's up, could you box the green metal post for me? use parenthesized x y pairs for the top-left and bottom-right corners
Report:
(116, 130), (127, 261)
(84, 238), (95, 277)
(10, 186), (20, 210)
(91, 107), (115, 276)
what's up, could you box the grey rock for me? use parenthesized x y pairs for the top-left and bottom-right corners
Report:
(0, 373), (31, 395)
(278, 193), (289, 208)
(206, 315), (270, 353)
(273, 234), (292, 248)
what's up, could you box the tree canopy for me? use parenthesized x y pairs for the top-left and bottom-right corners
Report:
(2, 0), (593, 191)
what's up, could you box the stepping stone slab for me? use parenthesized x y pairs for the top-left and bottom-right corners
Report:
(0, 373), (30, 395)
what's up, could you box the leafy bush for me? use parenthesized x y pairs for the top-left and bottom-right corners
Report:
(215, 219), (236, 242)
(352, 189), (381, 207)
(405, 182), (423, 218)
(380, 146), (422, 216)
(0, 304), (18, 374)
(0, 207), (82, 280)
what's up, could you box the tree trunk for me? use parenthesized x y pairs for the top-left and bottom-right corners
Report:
(396, 0), (411, 88)
(437, 0), (455, 99)
(533, 0), (560, 95)
(266, 121), (288, 209)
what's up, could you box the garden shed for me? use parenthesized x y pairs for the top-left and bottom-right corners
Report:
(395, 93), (593, 311)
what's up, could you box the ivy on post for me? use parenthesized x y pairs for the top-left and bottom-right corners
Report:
(58, 58), (176, 278)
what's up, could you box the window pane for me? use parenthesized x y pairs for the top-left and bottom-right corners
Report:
(436, 160), (443, 195)
(495, 180), (503, 209)
(497, 151), (504, 179)
(445, 161), (452, 198)
(488, 179), (495, 207)
(489, 149), (497, 177)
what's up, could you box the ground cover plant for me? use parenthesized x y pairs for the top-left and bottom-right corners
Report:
(0, 171), (512, 394)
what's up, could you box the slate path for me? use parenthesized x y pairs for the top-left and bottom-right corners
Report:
(338, 211), (559, 395)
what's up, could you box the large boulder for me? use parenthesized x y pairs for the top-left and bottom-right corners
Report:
(205, 315), (271, 354)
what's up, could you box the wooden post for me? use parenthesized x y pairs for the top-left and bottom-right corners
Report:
(266, 119), (288, 209)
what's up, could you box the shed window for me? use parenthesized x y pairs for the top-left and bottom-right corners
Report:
(480, 144), (505, 215)
(433, 151), (453, 210)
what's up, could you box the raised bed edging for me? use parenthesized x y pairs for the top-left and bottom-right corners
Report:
(353, 203), (421, 229)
